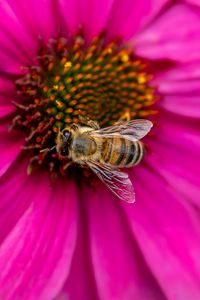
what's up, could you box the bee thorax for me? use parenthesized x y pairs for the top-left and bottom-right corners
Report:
(72, 135), (97, 157)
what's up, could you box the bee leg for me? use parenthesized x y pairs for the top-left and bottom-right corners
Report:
(78, 115), (88, 124)
(115, 110), (131, 124)
(70, 123), (80, 131)
(87, 120), (100, 130)
(78, 115), (100, 129)
(63, 161), (73, 170)
(40, 145), (56, 153)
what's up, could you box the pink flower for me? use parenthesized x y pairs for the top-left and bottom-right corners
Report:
(1, 0), (200, 299)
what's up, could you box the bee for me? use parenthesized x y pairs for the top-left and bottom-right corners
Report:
(55, 118), (153, 203)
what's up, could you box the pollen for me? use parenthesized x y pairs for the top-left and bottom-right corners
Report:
(120, 52), (130, 62)
(53, 84), (59, 90)
(11, 33), (157, 176)
(64, 61), (72, 68)
(138, 74), (147, 84)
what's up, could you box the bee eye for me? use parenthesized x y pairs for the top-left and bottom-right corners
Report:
(62, 129), (70, 138)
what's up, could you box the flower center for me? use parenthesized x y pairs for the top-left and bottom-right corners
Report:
(11, 34), (157, 176)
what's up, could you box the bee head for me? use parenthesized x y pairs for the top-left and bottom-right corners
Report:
(56, 128), (72, 157)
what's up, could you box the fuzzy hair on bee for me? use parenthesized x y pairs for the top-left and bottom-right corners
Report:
(53, 118), (153, 203)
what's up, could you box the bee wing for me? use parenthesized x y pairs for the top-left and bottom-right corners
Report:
(87, 160), (135, 203)
(90, 119), (153, 141)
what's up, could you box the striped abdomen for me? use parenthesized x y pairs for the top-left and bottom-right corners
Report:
(100, 137), (144, 167)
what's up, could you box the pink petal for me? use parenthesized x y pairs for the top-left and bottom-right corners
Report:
(59, 0), (115, 40)
(159, 95), (200, 117)
(159, 81), (200, 94)
(0, 61), (23, 175)
(65, 185), (166, 299)
(155, 60), (200, 81)
(58, 0), (169, 42)
(0, 1), (36, 73)
(57, 0), (80, 36)
(2, 0), (60, 41)
(153, 62), (200, 117)
(58, 0), (120, 41)
(0, 48), (24, 76)
(0, 79), (19, 114)
(135, 3), (200, 62)
(0, 178), (78, 300)
(141, 0), (170, 25)
(0, 79), (17, 104)
(0, 122), (24, 177)
(149, 113), (200, 174)
(123, 165), (200, 300)
(0, 105), (15, 117)
(0, 163), (41, 243)
(146, 117), (200, 207)
(105, 0), (151, 41)
(58, 200), (100, 300)
(150, 158), (200, 210)
(186, 0), (200, 5)
(105, 0), (170, 41)
(0, 0), (67, 75)
(82, 0), (114, 40)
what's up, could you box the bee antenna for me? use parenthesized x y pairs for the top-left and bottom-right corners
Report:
(40, 145), (56, 153)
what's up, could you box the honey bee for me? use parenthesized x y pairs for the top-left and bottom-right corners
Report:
(55, 118), (153, 203)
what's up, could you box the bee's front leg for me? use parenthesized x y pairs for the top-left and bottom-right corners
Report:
(79, 115), (100, 129)
(87, 120), (100, 130)
(70, 123), (80, 131)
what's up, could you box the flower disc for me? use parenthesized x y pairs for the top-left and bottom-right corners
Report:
(11, 34), (157, 175)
